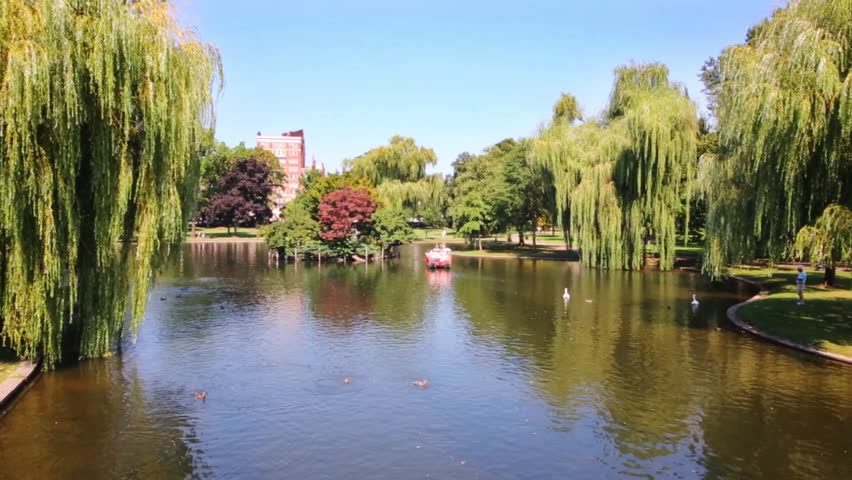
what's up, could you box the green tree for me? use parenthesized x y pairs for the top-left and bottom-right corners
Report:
(497, 140), (553, 247)
(203, 158), (276, 232)
(198, 141), (282, 215)
(553, 93), (582, 123)
(793, 204), (852, 286)
(450, 193), (492, 250)
(347, 136), (445, 223)
(263, 202), (320, 259)
(699, 57), (721, 120)
(371, 207), (416, 257)
(447, 148), (508, 246)
(346, 135), (436, 184)
(702, 0), (852, 278)
(531, 64), (698, 270)
(0, 0), (221, 366)
(294, 173), (372, 221)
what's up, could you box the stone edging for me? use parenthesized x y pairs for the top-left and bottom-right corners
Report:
(0, 360), (42, 414)
(726, 276), (852, 365)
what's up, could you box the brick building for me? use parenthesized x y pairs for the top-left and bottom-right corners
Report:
(256, 130), (323, 218)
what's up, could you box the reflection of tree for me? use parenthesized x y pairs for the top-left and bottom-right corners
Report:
(0, 357), (203, 478)
(301, 257), (431, 336)
(452, 261), (852, 475)
(699, 349), (852, 479)
(159, 243), (272, 282)
(452, 259), (563, 367)
(301, 265), (376, 331)
(147, 243), (279, 345)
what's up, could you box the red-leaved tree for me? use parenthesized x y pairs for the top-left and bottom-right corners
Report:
(318, 188), (377, 240)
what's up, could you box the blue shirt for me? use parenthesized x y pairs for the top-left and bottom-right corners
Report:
(797, 271), (807, 285)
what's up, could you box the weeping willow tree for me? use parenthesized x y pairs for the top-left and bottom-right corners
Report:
(793, 204), (852, 285)
(703, 0), (852, 278)
(0, 0), (221, 367)
(553, 93), (582, 123)
(346, 136), (446, 223)
(345, 135), (436, 184)
(530, 64), (698, 270)
(377, 174), (446, 215)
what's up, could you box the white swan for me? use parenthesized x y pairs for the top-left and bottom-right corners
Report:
(563, 288), (570, 301)
(691, 294), (699, 306)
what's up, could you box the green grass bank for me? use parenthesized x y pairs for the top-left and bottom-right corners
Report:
(730, 266), (852, 358)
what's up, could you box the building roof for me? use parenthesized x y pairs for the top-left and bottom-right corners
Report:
(256, 129), (304, 138)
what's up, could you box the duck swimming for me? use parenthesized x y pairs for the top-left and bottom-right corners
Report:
(412, 379), (429, 388)
(562, 288), (570, 301)
(691, 294), (699, 306)
(344, 378), (352, 384)
(195, 392), (207, 400)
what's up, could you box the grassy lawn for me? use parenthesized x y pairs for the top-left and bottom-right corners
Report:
(729, 266), (852, 357)
(451, 240), (578, 261)
(188, 226), (259, 239)
(0, 346), (19, 384)
(413, 228), (465, 242)
(522, 232), (568, 246)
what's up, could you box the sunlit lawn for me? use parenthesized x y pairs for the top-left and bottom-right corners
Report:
(187, 226), (259, 239)
(413, 228), (464, 242)
(729, 266), (852, 357)
(452, 243), (578, 260)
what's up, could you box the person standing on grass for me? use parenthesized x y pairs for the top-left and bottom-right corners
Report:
(796, 266), (807, 305)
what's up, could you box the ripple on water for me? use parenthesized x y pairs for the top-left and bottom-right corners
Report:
(0, 244), (851, 479)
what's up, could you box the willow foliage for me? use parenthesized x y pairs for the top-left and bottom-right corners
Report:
(793, 204), (852, 268)
(377, 174), (445, 212)
(345, 135), (437, 184)
(704, 0), (852, 277)
(346, 136), (445, 219)
(530, 64), (698, 270)
(0, 0), (221, 366)
(553, 93), (582, 123)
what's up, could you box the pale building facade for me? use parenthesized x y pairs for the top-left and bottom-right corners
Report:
(256, 130), (323, 218)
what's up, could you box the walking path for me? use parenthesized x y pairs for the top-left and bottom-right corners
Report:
(0, 360), (41, 414)
(727, 276), (852, 365)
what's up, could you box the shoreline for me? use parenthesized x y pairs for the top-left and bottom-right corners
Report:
(451, 249), (578, 261)
(726, 276), (852, 365)
(0, 360), (42, 415)
(184, 237), (264, 244)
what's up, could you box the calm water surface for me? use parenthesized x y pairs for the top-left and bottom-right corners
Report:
(1, 243), (850, 479)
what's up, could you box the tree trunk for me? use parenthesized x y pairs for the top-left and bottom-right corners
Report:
(824, 265), (836, 287)
(478, 237), (482, 251)
(532, 229), (537, 249)
(507, 232), (511, 242)
(191, 220), (196, 238)
(518, 231), (524, 246)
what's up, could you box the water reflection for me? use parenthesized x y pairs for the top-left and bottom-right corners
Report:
(0, 358), (203, 479)
(0, 243), (849, 479)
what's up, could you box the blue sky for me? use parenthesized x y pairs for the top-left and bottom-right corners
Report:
(179, 0), (779, 173)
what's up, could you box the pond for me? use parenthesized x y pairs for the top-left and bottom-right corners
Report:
(0, 243), (850, 479)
